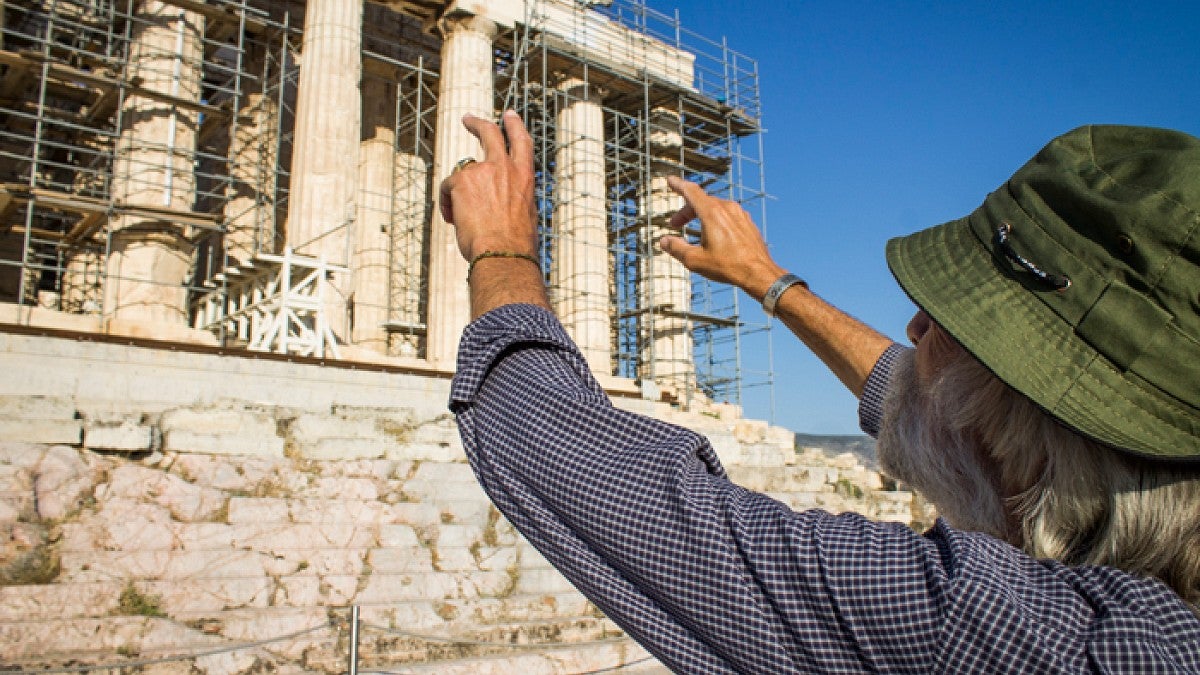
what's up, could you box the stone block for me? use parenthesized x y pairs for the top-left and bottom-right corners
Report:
(146, 577), (273, 613)
(0, 395), (76, 420)
(0, 466), (35, 522)
(403, 479), (488, 503)
(290, 414), (379, 442)
(368, 546), (434, 573)
(436, 499), (492, 525)
(355, 571), (458, 604)
(435, 546), (479, 572)
(514, 567), (577, 595)
(437, 523), (485, 548)
(163, 430), (285, 457)
(274, 575), (321, 607)
(385, 441), (465, 462)
(378, 523), (420, 547)
(58, 549), (173, 581)
(84, 419), (153, 452)
(287, 498), (389, 524)
(382, 502), (442, 528)
(765, 425), (796, 449)
(227, 497), (288, 524)
(410, 461), (477, 483)
(296, 437), (388, 460)
(733, 419), (768, 444)
(160, 407), (283, 457)
(175, 523), (235, 550)
(304, 548), (366, 577)
(830, 452), (861, 469)
(159, 549), (268, 580)
(0, 582), (122, 621)
(0, 419), (82, 445)
(306, 476), (380, 500)
(477, 546), (517, 572)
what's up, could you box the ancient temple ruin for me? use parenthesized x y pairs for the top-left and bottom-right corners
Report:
(0, 0), (771, 408)
(0, 2), (923, 671)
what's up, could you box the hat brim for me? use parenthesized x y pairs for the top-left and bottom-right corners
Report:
(886, 213), (1200, 461)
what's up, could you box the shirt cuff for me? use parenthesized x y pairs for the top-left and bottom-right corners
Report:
(450, 303), (592, 409)
(858, 343), (909, 438)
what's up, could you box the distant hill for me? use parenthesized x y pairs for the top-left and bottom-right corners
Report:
(793, 433), (878, 470)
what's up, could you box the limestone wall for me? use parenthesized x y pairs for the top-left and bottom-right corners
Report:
(0, 331), (917, 672)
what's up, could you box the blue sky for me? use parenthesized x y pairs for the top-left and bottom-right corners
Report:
(661, 1), (1200, 434)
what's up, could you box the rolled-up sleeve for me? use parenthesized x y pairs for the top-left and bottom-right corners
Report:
(858, 343), (909, 438)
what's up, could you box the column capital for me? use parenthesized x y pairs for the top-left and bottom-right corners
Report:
(438, 12), (498, 41)
(553, 72), (608, 102)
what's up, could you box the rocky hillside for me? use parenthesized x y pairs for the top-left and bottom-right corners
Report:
(0, 379), (917, 672)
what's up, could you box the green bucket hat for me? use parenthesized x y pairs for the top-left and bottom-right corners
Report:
(887, 125), (1200, 461)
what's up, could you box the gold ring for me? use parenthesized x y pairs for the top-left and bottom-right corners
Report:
(454, 157), (477, 173)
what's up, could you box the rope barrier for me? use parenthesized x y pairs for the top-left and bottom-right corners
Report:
(358, 656), (656, 675)
(10, 621), (335, 674)
(358, 620), (631, 649)
(9, 609), (659, 674)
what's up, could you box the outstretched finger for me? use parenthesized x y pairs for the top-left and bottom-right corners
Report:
(667, 176), (710, 212)
(438, 174), (456, 224)
(462, 113), (507, 161)
(502, 110), (533, 166)
(667, 202), (697, 231)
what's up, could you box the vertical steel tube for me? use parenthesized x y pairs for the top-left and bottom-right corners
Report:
(347, 605), (360, 675)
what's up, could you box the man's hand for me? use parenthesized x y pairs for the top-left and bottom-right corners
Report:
(659, 176), (891, 397)
(439, 110), (539, 261)
(658, 176), (785, 302)
(438, 111), (549, 319)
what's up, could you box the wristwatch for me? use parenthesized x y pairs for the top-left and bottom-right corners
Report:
(761, 272), (807, 317)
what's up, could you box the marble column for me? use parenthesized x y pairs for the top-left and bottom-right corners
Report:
(551, 77), (611, 374)
(105, 0), (204, 326)
(61, 247), (103, 313)
(641, 108), (694, 399)
(389, 150), (430, 358)
(224, 51), (278, 265)
(425, 13), (497, 369)
(350, 76), (394, 352)
(285, 0), (363, 340)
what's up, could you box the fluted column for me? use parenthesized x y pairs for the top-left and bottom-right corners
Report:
(389, 150), (430, 358)
(105, 1), (204, 326)
(351, 76), (394, 352)
(224, 50), (278, 264)
(425, 13), (497, 369)
(641, 108), (694, 399)
(551, 77), (610, 374)
(285, 0), (363, 340)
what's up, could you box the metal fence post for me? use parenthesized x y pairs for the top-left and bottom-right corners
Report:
(348, 605), (360, 675)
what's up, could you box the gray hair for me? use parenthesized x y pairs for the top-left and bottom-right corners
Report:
(877, 333), (1200, 611)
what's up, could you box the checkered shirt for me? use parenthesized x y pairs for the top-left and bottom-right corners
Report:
(450, 304), (1200, 674)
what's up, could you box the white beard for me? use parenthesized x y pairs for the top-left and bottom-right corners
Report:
(876, 349), (1010, 537)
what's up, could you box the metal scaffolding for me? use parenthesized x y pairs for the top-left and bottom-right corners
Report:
(0, 0), (772, 410)
(498, 0), (771, 407)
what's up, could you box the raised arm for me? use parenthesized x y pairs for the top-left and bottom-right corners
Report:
(438, 109), (549, 319)
(658, 178), (892, 397)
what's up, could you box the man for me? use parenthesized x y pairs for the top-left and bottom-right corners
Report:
(441, 112), (1200, 672)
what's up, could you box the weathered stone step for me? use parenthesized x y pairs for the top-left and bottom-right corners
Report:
(1, 610), (643, 673)
(350, 616), (624, 660)
(55, 540), (550, 582)
(727, 464), (842, 493)
(0, 587), (599, 629)
(0, 616), (290, 669)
